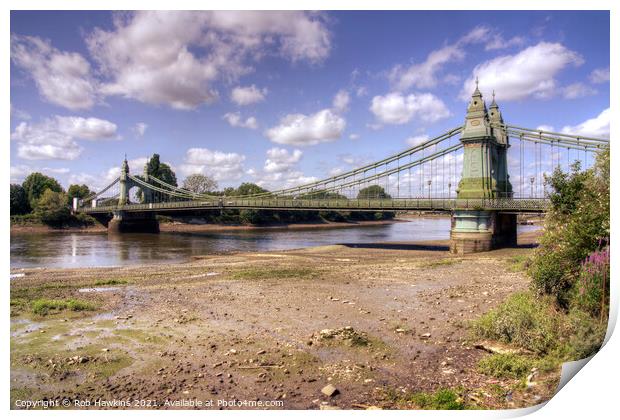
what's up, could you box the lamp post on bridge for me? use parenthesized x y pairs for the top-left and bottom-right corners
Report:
(427, 180), (432, 202)
(530, 176), (535, 198)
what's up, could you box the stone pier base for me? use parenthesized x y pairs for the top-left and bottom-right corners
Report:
(108, 211), (159, 234)
(449, 210), (517, 254)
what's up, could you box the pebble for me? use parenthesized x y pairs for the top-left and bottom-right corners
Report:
(321, 384), (339, 397)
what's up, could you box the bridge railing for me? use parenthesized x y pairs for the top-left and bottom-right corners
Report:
(79, 197), (550, 213)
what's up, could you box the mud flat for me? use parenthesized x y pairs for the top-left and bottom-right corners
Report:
(10, 230), (557, 410)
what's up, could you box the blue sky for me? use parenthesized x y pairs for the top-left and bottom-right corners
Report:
(10, 10), (610, 192)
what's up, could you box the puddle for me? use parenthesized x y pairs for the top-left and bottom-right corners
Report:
(11, 319), (44, 338)
(78, 287), (121, 293)
(10, 273), (26, 279)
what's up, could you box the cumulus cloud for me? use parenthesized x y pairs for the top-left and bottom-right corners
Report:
(562, 82), (597, 99)
(263, 148), (303, 173)
(10, 164), (70, 184)
(485, 34), (525, 51)
(460, 42), (583, 101)
(86, 11), (331, 110)
(561, 108), (610, 138)
(179, 148), (246, 181)
(10, 104), (31, 121)
(332, 89), (350, 112)
(370, 92), (450, 125)
(69, 157), (149, 191)
(11, 116), (119, 160)
(223, 112), (259, 129)
(265, 108), (346, 146)
(11, 35), (99, 110)
(230, 85), (267, 106)
(589, 67), (610, 84)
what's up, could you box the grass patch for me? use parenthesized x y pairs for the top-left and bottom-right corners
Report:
(478, 354), (534, 379)
(420, 258), (462, 269)
(31, 298), (96, 316)
(506, 255), (530, 272)
(471, 292), (558, 355)
(94, 279), (128, 286)
(231, 266), (320, 280)
(411, 389), (467, 410)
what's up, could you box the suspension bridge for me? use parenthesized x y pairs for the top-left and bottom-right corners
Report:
(75, 84), (609, 253)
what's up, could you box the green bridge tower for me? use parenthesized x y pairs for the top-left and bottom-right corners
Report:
(450, 82), (517, 254)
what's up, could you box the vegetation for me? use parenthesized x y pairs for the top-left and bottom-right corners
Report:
(31, 298), (96, 316)
(22, 172), (63, 209)
(409, 389), (467, 410)
(67, 183), (92, 205)
(10, 184), (30, 215)
(182, 173), (217, 194)
(478, 353), (534, 379)
(231, 267), (320, 280)
(145, 153), (177, 186)
(473, 147), (609, 383)
(34, 190), (72, 227)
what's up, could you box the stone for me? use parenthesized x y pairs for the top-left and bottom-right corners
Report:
(321, 384), (339, 397)
(320, 405), (341, 410)
(420, 333), (431, 339)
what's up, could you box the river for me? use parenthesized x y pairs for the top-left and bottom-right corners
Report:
(10, 218), (540, 269)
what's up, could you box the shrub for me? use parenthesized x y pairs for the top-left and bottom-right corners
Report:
(563, 309), (607, 360)
(34, 189), (71, 227)
(73, 212), (96, 226)
(472, 292), (558, 355)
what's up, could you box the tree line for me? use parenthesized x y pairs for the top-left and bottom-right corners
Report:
(11, 154), (395, 228)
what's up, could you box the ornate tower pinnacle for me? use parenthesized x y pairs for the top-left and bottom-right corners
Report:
(462, 80), (491, 140)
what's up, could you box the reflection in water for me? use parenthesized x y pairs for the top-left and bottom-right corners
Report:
(10, 219), (539, 269)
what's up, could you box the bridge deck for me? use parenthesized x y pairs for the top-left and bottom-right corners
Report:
(79, 198), (550, 214)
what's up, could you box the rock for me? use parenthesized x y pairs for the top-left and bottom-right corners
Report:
(320, 405), (341, 410)
(420, 333), (431, 339)
(321, 384), (339, 397)
(395, 328), (406, 333)
(102, 348), (109, 352)
(367, 406), (382, 410)
(257, 350), (266, 355)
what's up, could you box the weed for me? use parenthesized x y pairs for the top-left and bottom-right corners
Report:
(410, 389), (467, 410)
(94, 279), (128, 286)
(231, 267), (319, 280)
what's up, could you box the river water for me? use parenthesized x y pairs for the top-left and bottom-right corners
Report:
(10, 218), (539, 269)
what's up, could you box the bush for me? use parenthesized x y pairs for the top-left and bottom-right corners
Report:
(73, 212), (96, 226)
(563, 309), (607, 360)
(478, 354), (534, 379)
(528, 148), (609, 306)
(472, 292), (558, 355)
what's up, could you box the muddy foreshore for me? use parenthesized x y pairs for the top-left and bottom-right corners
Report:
(10, 230), (558, 410)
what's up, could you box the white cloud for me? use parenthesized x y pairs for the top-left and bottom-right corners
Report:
(332, 89), (350, 112)
(11, 116), (119, 161)
(388, 26), (490, 91)
(265, 108), (345, 146)
(11, 35), (98, 110)
(485, 34), (525, 51)
(460, 42), (583, 101)
(10, 165), (70, 184)
(223, 112), (259, 129)
(10, 104), (31, 121)
(536, 125), (555, 132)
(230, 85), (267, 106)
(561, 108), (610, 138)
(133, 122), (148, 137)
(180, 148), (246, 181)
(349, 133), (360, 140)
(70, 157), (149, 191)
(86, 11), (331, 110)
(370, 92), (450, 125)
(589, 67), (610, 84)
(562, 82), (597, 99)
(406, 134), (430, 147)
(263, 148), (303, 173)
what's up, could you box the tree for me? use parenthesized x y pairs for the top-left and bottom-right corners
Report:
(357, 185), (391, 200)
(235, 183), (268, 196)
(183, 174), (218, 194)
(145, 154), (177, 186)
(67, 184), (92, 206)
(10, 184), (31, 215)
(35, 189), (71, 227)
(22, 172), (63, 208)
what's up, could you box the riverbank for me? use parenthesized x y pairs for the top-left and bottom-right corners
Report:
(10, 229), (561, 410)
(10, 218), (411, 235)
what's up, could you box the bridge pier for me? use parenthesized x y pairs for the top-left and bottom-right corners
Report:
(108, 211), (159, 234)
(449, 81), (516, 254)
(449, 211), (516, 254)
